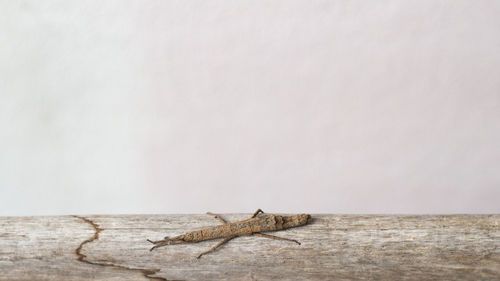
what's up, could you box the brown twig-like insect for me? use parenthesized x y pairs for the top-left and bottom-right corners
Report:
(147, 209), (311, 258)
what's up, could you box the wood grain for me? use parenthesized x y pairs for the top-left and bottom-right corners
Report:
(0, 214), (499, 280)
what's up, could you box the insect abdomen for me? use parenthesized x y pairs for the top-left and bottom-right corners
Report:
(182, 224), (231, 242)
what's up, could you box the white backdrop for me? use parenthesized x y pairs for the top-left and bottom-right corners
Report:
(1, 0), (499, 215)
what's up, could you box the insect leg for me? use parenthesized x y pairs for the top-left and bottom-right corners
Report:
(253, 233), (301, 245)
(147, 235), (186, 251)
(197, 236), (236, 259)
(147, 239), (171, 251)
(206, 212), (229, 224)
(251, 209), (264, 218)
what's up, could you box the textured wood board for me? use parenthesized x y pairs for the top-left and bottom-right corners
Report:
(0, 214), (499, 280)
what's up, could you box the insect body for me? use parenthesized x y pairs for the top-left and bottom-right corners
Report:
(147, 209), (311, 258)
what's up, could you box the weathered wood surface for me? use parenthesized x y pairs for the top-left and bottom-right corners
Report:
(0, 214), (499, 281)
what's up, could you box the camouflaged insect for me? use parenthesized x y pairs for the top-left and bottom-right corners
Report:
(147, 209), (311, 258)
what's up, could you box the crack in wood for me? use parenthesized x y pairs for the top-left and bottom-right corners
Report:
(73, 215), (175, 281)
(1, 214), (497, 280)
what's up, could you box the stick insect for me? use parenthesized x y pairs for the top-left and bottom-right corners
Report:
(147, 209), (311, 258)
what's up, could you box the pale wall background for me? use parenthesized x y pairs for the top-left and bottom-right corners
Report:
(1, 0), (499, 216)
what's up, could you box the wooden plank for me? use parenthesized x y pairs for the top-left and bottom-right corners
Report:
(0, 214), (499, 281)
